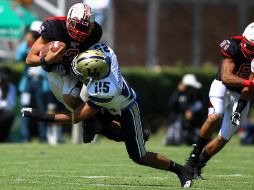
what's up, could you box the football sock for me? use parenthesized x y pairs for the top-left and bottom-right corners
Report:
(198, 149), (211, 167)
(192, 136), (210, 156)
(168, 161), (182, 174)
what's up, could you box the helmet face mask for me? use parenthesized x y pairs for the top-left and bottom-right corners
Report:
(66, 3), (95, 42)
(71, 50), (110, 82)
(241, 37), (254, 60)
(241, 22), (254, 60)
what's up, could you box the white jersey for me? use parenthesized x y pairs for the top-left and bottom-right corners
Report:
(86, 43), (136, 115)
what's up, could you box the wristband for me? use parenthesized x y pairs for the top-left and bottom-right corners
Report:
(242, 80), (254, 87)
(235, 99), (247, 113)
(40, 57), (52, 72)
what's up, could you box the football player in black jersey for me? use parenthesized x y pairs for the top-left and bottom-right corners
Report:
(185, 22), (254, 179)
(25, 3), (129, 143)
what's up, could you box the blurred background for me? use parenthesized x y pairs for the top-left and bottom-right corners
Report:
(1, 0), (254, 145)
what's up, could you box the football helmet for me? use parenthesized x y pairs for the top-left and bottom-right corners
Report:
(241, 22), (254, 59)
(71, 50), (110, 81)
(66, 3), (95, 42)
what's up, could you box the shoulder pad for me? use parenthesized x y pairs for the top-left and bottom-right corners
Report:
(40, 19), (66, 41)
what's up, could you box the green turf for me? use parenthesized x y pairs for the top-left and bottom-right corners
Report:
(0, 134), (254, 190)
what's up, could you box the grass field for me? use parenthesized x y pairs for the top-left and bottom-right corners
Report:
(0, 133), (254, 190)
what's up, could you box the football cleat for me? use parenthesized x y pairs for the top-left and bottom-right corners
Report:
(177, 166), (194, 187)
(193, 163), (206, 180)
(144, 129), (151, 142)
(193, 167), (205, 180)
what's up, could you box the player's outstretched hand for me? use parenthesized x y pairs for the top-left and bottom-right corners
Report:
(231, 111), (241, 126)
(21, 107), (55, 122)
(21, 108), (41, 120)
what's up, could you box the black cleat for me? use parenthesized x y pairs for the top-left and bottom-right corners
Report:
(193, 164), (205, 180)
(144, 129), (151, 142)
(177, 166), (194, 187)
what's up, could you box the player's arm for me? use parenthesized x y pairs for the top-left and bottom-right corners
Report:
(221, 58), (248, 87)
(236, 73), (254, 109)
(21, 102), (99, 124)
(231, 73), (254, 125)
(26, 36), (66, 66)
(26, 37), (49, 66)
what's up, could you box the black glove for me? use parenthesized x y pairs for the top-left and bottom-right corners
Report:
(21, 107), (55, 122)
(231, 111), (241, 126)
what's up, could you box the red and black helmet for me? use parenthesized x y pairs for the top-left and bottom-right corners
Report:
(241, 22), (254, 60)
(66, 3), (95, 42)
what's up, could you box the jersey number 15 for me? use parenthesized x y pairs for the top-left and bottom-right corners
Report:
(94, 81), (110, 93)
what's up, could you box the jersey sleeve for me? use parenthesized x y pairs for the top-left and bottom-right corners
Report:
(40, 20), (54, 40)
(40, 20), (66, 41)
(220, 38), (238, 59)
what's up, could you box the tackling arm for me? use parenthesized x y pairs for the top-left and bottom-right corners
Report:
(21, 102), (99, 124)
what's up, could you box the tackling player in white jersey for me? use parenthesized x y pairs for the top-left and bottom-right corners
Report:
(22, 43), (194, 187)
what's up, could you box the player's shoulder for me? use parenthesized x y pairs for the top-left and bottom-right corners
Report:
(40, 16), (67, 40)
(89, 43), (114, 54)
(220, 35), (242, 58)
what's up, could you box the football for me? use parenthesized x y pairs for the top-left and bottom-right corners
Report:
(40, 41), (66, 58)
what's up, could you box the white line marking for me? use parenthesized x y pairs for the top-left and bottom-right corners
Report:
(79, 175), (168, 179)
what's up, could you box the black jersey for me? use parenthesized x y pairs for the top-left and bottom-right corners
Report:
(215, 36), (251, 93)
(39, 16), (102, 74)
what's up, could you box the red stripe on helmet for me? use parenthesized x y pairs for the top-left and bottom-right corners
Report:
(44, 16), (67, 21)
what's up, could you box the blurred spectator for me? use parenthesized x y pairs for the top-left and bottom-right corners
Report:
(163, 74), (205, 146)
(238, 118), (254, 145)
(0, 69), (17, 142)
(83, 0), (111, 26)
(15, 21), (48, 143)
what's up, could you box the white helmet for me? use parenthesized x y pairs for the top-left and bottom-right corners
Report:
(66, 3), (95, 42)
(241, 22), (254, 59)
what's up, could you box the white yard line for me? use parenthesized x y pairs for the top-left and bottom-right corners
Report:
(79, 175), (168, 179)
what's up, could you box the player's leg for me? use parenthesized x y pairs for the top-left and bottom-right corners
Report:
(93, 110), (151, 143)
(196, 91), (250, 178)
(185, 80), (226, 170)
(121, 102), (193, 187)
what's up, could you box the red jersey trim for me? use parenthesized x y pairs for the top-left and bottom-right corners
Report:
(44, 16), (66, 21)
(221, 49), (232, 58)
(231, 35), (243, 40)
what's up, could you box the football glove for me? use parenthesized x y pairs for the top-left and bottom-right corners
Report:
(21, 107), (55, 122)
(231, 111), (241, 126)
